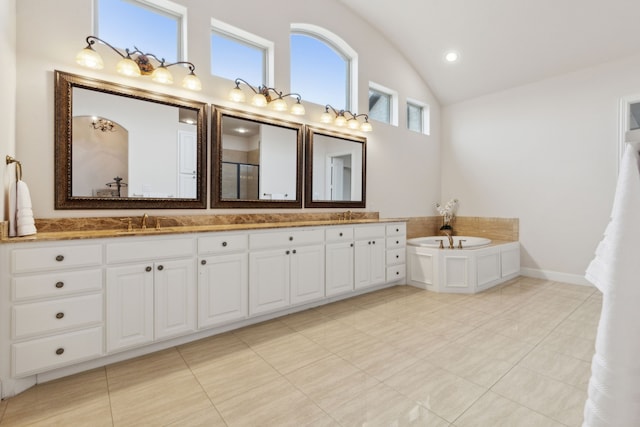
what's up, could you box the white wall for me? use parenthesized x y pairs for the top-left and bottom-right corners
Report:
(11, 0), (440, 219)
(1, 0), (16, 223)
(442, 54), (640, 284)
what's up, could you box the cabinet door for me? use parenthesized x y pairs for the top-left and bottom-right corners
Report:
(326, 241), (354, 296)
(106, 264), (154, 352)
(154, 259), (196, 340)
(354, 240), (372, 289)
(198, 253), (248, 328)
(370, 238), (387, 286)
(249, 249), (290, 315)
(290, 244), (325, 305)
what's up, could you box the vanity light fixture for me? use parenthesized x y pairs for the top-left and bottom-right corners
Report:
(320, 105), (372, 132)
(229, 78), (306, 116)
(75, 36), (202, 91)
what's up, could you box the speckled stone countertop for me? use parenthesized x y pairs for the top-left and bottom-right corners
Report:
(1, 213), (408, 243)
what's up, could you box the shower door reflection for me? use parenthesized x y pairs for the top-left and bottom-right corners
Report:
(221, 162), (259, 199)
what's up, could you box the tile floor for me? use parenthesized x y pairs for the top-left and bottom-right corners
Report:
(0, 277), (600, 426)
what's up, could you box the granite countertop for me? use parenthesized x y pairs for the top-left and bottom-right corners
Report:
(1, 218), (407, 243)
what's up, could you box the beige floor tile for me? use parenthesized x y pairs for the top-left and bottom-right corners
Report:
(335, 339), (420, 381)
(163, 406), (227, 427)
(454, 329), (534, 364)
(298, 319), (374, 354)
(329, 382), (450, 427)
(539, 330), (596, 362)
(285, 354), (380, 413)
(250, 332), (333, 374)
(312, 298), (360, 316)
(492, 365), (587, 426)
(215, 376), (327, 427)
(0, 369), (112, 427)
(478, 315), (552, 345)
(430, 304), (497, 326)
(454, 391), (565, 427)
(427, 342), (514, 387)
(280, 308), (332, 330)
(520, 347), (592, 388)
(232, 318), (296, 346)
(330, 307), (390, 331)
(178, 332), (251, 368)
(385, 362), (487, 422)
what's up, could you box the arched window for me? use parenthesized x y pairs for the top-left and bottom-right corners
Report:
(290, 24), (357, 111)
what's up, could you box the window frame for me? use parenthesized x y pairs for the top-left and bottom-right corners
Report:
(406, 98), (430, 135)
(368, 81), (398, 126)
(211, 18), (274, 87)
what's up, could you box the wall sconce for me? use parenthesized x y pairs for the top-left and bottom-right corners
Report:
(320, 105), (372, 132)
(75, 36), (202, 91)
(229, 78), (305, 116)
(91, 116), (116, 132)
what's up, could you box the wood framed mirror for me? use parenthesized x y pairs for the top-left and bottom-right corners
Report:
(54, 70), (208, 209)
(304, 126), (366, 208)
(211, 106), (303, 208)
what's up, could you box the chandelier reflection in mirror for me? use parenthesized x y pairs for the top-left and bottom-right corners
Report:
(75, 36), (202, 91)
(320, 105), (372, 132)
(91, 117), (116, 132)
(229, 78), (305, 116)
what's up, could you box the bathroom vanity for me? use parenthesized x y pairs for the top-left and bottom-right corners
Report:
(0, 220), (406, 398)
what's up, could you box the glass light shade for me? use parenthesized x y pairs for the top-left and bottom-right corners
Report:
(229, 86), (246, 103)
(320, 111), (333, 123)
(290, 102), (305, 116)
(76, 48), (104, 70)
(360, 121), (373, 132)
(151, 66), (173, 84)
(251, 93), (268, 107)
(182, 73), (202, 91)
(116, 58), (141, 77)
(270, 97), (288, 112)
(334, 115), (347, 127)
(347, 119), (360, 130)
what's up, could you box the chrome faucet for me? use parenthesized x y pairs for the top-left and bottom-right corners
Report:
(141, 213), (149, 230)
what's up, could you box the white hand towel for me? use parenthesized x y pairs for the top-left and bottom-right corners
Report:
(8, 180), (17, 237)
(15, 180), (37, 237)
(583, 142), (640, 426)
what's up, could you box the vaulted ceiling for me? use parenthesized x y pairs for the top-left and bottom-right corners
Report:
(338, 0), (640, 105)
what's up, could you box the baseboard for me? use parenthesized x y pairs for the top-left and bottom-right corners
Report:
(520, 267), (593, 287)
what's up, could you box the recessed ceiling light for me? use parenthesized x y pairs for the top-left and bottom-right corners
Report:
(444, 51), (460, 63)
(235, 127), (249, 134)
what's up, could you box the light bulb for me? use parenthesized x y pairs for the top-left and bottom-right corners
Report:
(348, 119), (360, 130)
(76, 47), (104, 69)
(270, 97), (288, 112)
(360, 121), (373, 132)
(182, 73), (202, 91)
(151, 66), (173, 84)
(334, 115), (347, 127)
(229, 86), (246, 103)
(116, 57), (141, 77)
(320, 111), (333, 123)
(290, 102), (305, 116)
(251, 93), (268, 107)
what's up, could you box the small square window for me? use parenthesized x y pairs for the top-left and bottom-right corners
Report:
(211, 32), (266, 85)
(369, 88), (391, 124)
(407, 102), (423, 133)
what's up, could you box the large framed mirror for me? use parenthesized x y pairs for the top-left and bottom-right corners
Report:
(305, 126), (366, 208)
(54, 70), (207, 209)
(211, 106), (303, 208)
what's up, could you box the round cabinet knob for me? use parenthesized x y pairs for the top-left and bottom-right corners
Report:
(145, 266), (152, 272)
(55, 255), (64, 262)
(396, 255), (400, 259)
(222, 241), (228, 247)
(201, 260), (207, 265)
(286, 250), (290, 255)
(372, 241), (376, 245)
(55, 281), (64, 289)
(368, 241), (372, 245)
(396, 240), (399, 244)
(339, 232), (343, 237)
(292, 249), (297, 254)
(55, 348), (65, 355)
(289, 236), (294, 241)
(157, 265), (164, 271)
(56, 312), (64, 319)
(396, 271), (400, 276)
(396, 228), (399, 232)
(350, 243), (354, 247)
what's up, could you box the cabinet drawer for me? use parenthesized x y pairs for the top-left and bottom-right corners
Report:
(354, 225), (385, 240)
(325, 227), (354, 242)
(387, 264), (406, 282)
(106, 238), (193, 264)
(386, 248), (406, 265)
(13, 327), (103, 377)
(12, 245), (102, 274)
(198, 234), (247, 254)
(250, 229), (324, 249)
(386, 223), (407, 236)
(12, 269), (102, 301)
(386, 236), (406, 249)
(13, 294), (103, 339)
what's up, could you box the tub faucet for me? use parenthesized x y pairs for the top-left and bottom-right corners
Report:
(443, 230), (454, 249)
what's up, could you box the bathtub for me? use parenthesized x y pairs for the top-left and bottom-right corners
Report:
(408, 236), (491, 249)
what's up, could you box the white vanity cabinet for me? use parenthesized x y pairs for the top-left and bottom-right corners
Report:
(249, 228), (325, 315)
(105, 238), (196, 353)
(354, 225), (386, 289)
(197, 234), (248, 329)
(5, 242), (104, 378)
(325, 226), (355, 296)
(386, 223), (407, 283)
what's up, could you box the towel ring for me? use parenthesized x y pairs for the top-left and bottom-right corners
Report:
(6, 155), (23, 181)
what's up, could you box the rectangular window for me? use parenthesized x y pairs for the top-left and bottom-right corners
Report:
(211, 18), (273, 87)
(97, 0), (184, 63)
(407, 102), (423, 133)
(368, 82), (397, 126)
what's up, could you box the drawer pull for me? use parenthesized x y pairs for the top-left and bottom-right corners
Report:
(55, 255), (64, 262)
(396, 255), (400, 259)
(339, 232), (343, 237)
(157, 265), (164, 271)
(396, 271), (400, 276)
(56, 312), (65, 319)
(145, 266), (152, 272)
(55, 281), (64, 289)
(292, 249), (297, 254)
(55, 348), (65, 355)
(350, 243), (354, 247)
(201, 259), (207, 265)
(396, 228), (399, 232)
(286, 250), (290, 255)
(289, 236), (294, 241)
(372, 241), (376, 245)
(222, 241), (228, 247)
(396, 240), (399, 244)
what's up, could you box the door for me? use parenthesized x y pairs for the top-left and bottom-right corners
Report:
(154, 258), (196, 340)
(326, 241), (354, 296)
(198, 253), (248, 328)
(177, 130), (197, 198)
(249, 248), (290, 315)
(290, 244), (325, 304)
